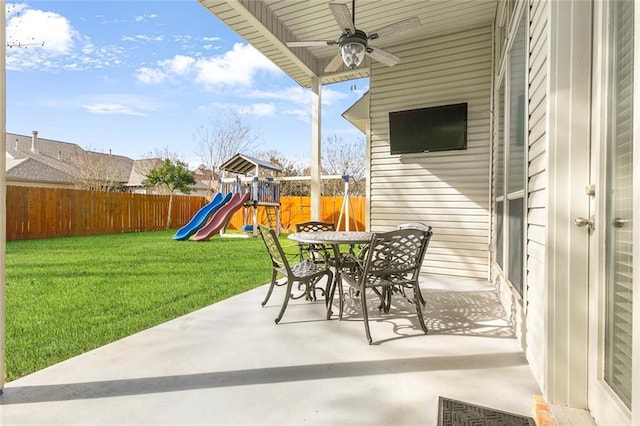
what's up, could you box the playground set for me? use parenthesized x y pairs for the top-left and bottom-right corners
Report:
(173, 154), (281, 241)
(173, 153), (358, 241)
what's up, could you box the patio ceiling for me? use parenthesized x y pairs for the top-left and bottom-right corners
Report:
(198, 0), (498, 87)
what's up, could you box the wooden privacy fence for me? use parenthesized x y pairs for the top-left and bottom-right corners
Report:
(6, 186), (366, 240)
(226, 196), (365, 233)
(6, 186), (206, 241)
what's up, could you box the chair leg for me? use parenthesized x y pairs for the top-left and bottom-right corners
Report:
(413, 285), (428, 334)
(372, 287), (384, 311)
(274, 278), (293, 324)
(361, 287), (373, 344)
(261, 270), (278, 306)
(324, 270), (335, 319)
(417, 287), (426, 306)
(383, 288), (392, 313)
(336, 274), (345, 320)
(326, 272), (336, 319)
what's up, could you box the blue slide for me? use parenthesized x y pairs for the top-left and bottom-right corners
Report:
(173, 192), (232, 240)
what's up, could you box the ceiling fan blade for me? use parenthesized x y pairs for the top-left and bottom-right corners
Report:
(287, 40), (337, 47)
(368, 17), (421, 41)
(324, 52), (344, 72)
(329, 2), (356, 34)
(366, 47), (401, 67)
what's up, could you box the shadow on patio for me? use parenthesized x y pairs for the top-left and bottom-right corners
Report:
(0, 275), (541, 425)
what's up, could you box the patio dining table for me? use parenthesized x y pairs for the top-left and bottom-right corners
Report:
(288, 230), (373, 246)
(288, 231), (373, 318)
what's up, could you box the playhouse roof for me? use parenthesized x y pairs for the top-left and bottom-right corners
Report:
(219, 153), (282, 176)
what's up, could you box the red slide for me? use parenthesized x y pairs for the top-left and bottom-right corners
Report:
(192, 192), (250, 241)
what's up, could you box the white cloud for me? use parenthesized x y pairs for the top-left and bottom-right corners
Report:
(198, 101), (276, 118)
(204, 102), (275, 117)
(282, 108), (310, 123)
(136, 67), (166, 84)
(6, 3), (28, 18)
(245, 86), (308, 104)
(135, 14), (158, 22)
(137, 34), (163, 42)
(5, 3), (125, 71)
(160, 55), (195, 75)
(135, 55), (196, 83)
(80, 94), (161, 116)
(246, 86), (348, 106)
(6, 6), (77, 53)
(82, 103), (147, 116)
(194, 43), (280, 88)
(122, 34), (163, 42)
(243, 103), (276, 116)
(322, 88), (350, 105)
(136, 43), (281, 89)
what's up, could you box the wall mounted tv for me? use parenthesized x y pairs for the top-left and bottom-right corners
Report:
(388, 102), (468, 155)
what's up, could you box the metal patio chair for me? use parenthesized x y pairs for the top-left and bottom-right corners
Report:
(396, 222), (432, 305)
(295, 221), (337, 267)
(339, 228), (433, 344)
(258, 225), (334, 324)
(397, 222), (431, 232)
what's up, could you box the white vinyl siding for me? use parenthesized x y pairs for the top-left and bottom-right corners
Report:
(490, 0), (548, 392)
(368, 25), (492, 279)
(524, 0), (548, 391)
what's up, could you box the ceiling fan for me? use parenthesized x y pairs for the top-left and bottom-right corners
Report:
(286, 0), (422, 72)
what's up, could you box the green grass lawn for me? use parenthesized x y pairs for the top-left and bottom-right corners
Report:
(4, 230), (282, 382)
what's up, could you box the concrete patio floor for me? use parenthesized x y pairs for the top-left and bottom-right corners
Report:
(0, 275), (584, 425)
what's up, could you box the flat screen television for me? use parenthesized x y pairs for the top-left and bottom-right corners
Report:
(388, 102), (468, 155)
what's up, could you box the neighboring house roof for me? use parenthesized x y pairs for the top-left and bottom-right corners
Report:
(220, 153), (282, 176)
(126, 158), (164, 187)
(6, 132), (134, 184)
(194, 166), (218, 181)
(6, 157), (74, 183)
(4, 132), (199, 193)
(190, 180), (211, 194)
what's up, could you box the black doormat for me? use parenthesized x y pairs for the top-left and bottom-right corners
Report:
(438, 397), (536, 426)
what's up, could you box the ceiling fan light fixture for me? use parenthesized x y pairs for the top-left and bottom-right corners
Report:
(339, 30), (367, 69)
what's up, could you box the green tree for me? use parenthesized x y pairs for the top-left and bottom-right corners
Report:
(143, 159), (196, 229)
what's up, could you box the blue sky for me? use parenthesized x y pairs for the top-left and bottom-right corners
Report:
(6, 1), (368, 167)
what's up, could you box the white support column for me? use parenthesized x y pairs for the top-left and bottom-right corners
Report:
(545, 0), (591, 408)
(310, 77), (322, 221)
(1, 0), (8, 391)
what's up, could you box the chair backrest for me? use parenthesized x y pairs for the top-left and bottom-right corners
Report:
(396, 222), (431, 232)
(295, 221), (336, 232)
(258, 225), (290, 273)
(363, 228), (433, 279)
(295, 221), (336, 262)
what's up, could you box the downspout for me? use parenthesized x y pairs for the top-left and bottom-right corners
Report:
(1, 0), (7, 392)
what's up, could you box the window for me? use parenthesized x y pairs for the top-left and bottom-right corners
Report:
(496, 84), (505, 270)
(494, 10), (527, 297)
(604, 0), (634, 408)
